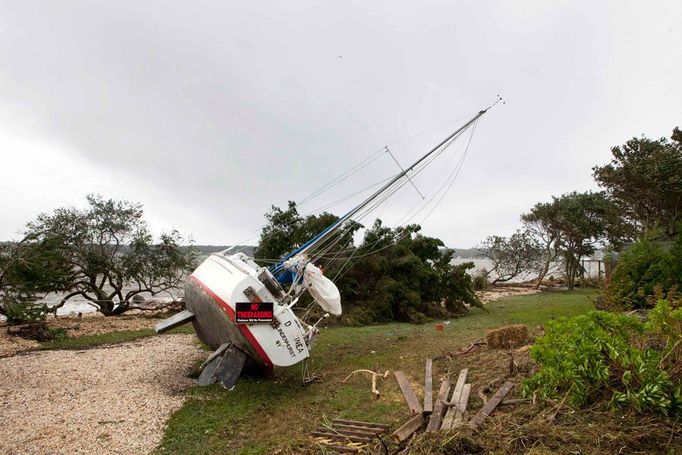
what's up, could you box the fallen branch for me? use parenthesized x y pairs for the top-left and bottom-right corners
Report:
(343, 369), (390, 399)
(477, 388), (488, 406)
(545, 386), (571, 422)
(443, 339), (486, 358)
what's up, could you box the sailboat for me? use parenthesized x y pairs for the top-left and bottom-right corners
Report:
(154, 103), (498, 388)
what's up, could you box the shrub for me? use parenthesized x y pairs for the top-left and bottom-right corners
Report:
(605, 239), (675, 308)
(472, 269), (489, 290)
(1, 299), (48, 325)
(524, 301), (681, 416)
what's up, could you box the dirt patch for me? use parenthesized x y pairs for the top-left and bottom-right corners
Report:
(0, 334), (203, 455)
(47, 311), (169, 336)
(1, 312), (169, 357)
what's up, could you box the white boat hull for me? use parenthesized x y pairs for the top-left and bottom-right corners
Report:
(187, 252), (310, 370)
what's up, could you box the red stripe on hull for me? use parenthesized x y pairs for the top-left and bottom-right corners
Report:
(189, 275), (273, 372)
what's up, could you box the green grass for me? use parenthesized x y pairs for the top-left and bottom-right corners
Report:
(156, 289), (597, 455)
(38, 324), (195, 350)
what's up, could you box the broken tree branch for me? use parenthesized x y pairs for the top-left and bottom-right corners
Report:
(343, 369), (390, 399)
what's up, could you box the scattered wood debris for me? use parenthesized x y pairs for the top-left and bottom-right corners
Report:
(423, 359), (433, 415)
(311, 419), (388, 453)
(485, 324), (529, 349)
(425, 379), (451, 432)
(394, 371), (423, 415)
(441, 368), (469, 430)
(469, 381), (514, 430)
(391, 413), (424, 444)
(387, 358), (527, 452)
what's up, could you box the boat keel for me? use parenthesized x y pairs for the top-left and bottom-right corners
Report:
(197, 343), (247, 389)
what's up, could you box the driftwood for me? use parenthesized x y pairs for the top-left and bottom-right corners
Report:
(394, 371), (423, 415)
(469, 381), (514, 430)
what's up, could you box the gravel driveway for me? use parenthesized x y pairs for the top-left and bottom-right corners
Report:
(0, 334), (204, 455)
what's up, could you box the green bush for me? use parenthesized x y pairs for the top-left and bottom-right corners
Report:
(472, 269), (489, 291)
(2, 299), (48, 325)
(606, 239), (676, 308)
(524, 301), (681, 416)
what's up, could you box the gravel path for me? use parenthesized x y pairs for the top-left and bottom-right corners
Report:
(0, 334), (204, 455)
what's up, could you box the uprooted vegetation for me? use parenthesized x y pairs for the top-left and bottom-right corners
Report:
(524, 299), (681, 416)
(156, 290), (680, 455)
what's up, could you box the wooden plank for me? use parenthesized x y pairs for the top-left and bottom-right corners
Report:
(319, 445), (358, 454)
(311, 431), (373, 444)
(391, 413), (425, 443)
(317, 427), (379, 438)
(468, 381), (514, 430)
(332, 419), (390, 430)
(452, 383), (472, 427)
(441, 369), (468, 430)
(394, 371), (423, 415)
(423, 359), (433, 415)
(425, 380), (451, 432)
(332, 423), (385, 435)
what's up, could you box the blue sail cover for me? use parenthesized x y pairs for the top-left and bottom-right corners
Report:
(269, 220), (339, 284)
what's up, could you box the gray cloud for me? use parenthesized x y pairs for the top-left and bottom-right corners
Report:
(1, 0), (680, 246)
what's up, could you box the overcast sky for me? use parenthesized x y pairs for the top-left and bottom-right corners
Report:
(1, 0), (680, 248)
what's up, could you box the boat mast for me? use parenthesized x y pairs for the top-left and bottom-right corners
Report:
(281, 108), (489, 262)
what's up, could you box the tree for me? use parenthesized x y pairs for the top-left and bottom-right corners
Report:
(593, 127), (682, 239)
(0, 235), (73, 323)
(254, 201), (358, 264)
(531, 191), (621, 289)
(477, 229), (542, 284)
(25, 195), (198, 316)
(254, 203), (483, 324)
(522, 202), (564, 289)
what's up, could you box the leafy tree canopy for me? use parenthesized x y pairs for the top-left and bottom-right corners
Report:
(254, 203), (484, 324)
(478, 229), (542, 284)
(0, 234), (73, 323)
(25, 195), (198, 316)
(593, 127), (682, 239)
(520, 191), (622, 289)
